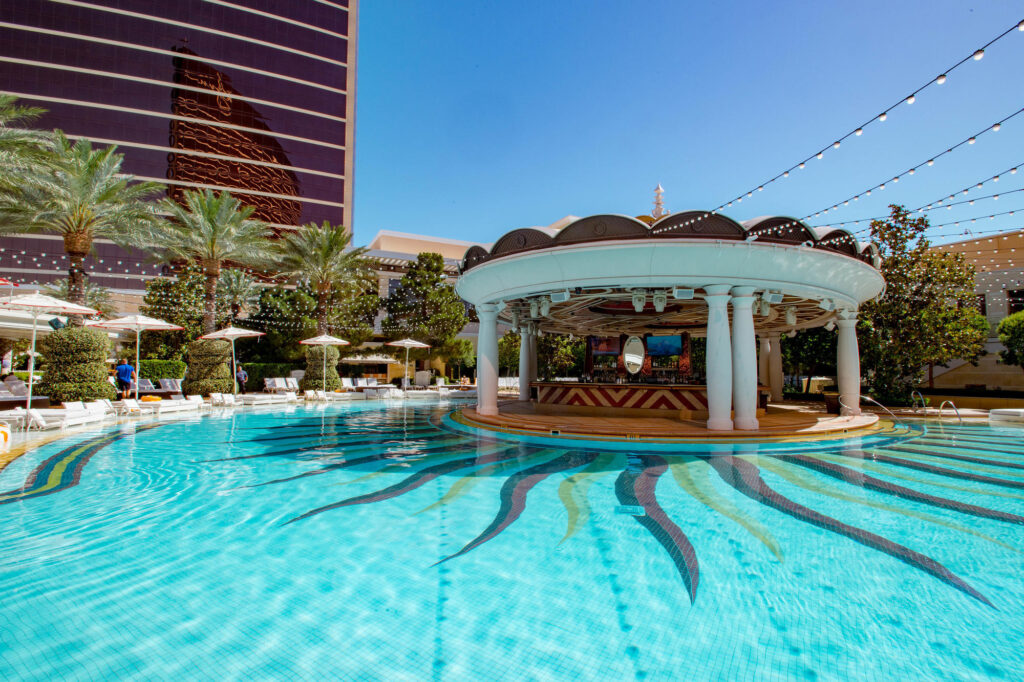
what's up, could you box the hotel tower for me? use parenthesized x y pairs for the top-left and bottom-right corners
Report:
(0, 0), (357, 293)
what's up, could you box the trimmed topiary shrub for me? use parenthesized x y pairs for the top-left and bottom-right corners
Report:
(243, 363), (300, 391)
(300, 345), (341, 391)
(181, 339), (233, 396)
(37, 327), (115, 403)
(138, 359), (187, 380)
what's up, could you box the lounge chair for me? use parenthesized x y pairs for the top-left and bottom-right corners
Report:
(157, 398), (199, 413)
(340, 377), (354, 391)
(117, 398), (155, 416)
(0, 407), (29, 429)
(84, 401), (115, 419)
(5, 380), (28, 397)
(310, 389), (339, 402)
(239, 393), (288, 403)
(159, 379), (182, 392)
(355, 378), (367, 388)
(27, 407), (97, 430)
(285, 377), (300, 391)
(265, 378), (290, 393)
(186, 395), (210, 409)
(283, 391), (299, 403)
(222, 394), (237, 406)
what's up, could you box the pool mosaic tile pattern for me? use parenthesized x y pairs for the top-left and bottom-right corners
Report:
(2, 403), (1024, 679)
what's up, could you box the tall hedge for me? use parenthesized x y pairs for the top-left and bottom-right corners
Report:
(300, 345), (341, 391)
(242, 363), (300, 391)
(37, 327), (115, 403)
(139, 359), (187, 380)
(181, 339), (233, 396)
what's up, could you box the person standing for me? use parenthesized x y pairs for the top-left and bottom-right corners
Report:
(115, 358), (135, 399)
(235, 364), (248, 394)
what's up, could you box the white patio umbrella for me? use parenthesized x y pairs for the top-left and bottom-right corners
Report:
(200, 325), (266, 394)
(89, 314), (184, 400)
(300, 334), (350, 393)
(0, 277), (18, 302)
(0, 293), (98, 410)
(385, 338), (430, 389)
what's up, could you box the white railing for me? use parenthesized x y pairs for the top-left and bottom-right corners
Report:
(938, 400), (963, 425)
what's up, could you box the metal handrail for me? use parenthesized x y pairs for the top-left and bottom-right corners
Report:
(938, 400), (963, 425)
(910, 390), (926, 413)
(859, 394), (906, 425)
(835, 394), (857, 418)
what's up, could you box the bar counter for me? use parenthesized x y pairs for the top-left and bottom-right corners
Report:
(531, 381), (767, 419)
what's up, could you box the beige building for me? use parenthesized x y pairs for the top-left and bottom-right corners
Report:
(928, 229), (1024, 390)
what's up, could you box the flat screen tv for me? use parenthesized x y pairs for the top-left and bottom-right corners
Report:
(646, 335), (682, 356)
(591, 336), (621, 356)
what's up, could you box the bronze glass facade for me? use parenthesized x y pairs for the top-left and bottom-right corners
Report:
(0, 0), (356, 291)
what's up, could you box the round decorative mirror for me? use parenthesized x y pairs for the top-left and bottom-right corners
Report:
(623, 336), (645, 375)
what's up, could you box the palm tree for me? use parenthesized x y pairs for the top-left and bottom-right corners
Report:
(218, 268), (262, 323)
(43, 276), (116, 319)
(0, 96), (54, 232)
(151, 189), (274, 333)
(1, 133), (164, 317)
(0, 94), (51, 174)
(274, 221), (376, 334)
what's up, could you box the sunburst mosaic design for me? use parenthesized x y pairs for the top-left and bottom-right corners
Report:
(4, 413), (1022, 610)
(215, 415), (1024, 609)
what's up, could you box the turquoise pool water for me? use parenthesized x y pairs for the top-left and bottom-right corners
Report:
(2, 402), (1023, 680)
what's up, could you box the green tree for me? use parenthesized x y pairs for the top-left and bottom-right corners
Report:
(497, 331), (520, 376)
(217, 268), (262, 323)
(149, 189), (274, 333)
(2, 134), (164, 314)
(43, 276), (116, 319)
(273, 221), (376, 335)
(247, 285), (318, 363)
(0, 95), (52, 199)
(780, 328), (837, 392)
(37, 327), (115, 402)
(138, 266), (207, 360)
(440, 337), (476, 380)
(859, 204), (988, 402)
(538, 334), (584, 380)
(998, 311), (1024, 372)
(382, 252), (468, 354)
(245, 279), (379, 362)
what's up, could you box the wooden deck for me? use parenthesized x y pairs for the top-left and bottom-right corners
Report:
(459, 400), (881, 442)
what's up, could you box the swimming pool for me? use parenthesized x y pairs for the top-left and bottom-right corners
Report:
(2, 402), (1023, 680)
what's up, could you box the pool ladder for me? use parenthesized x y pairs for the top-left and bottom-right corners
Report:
(857, 394), (906, 426)
(937, 400), (963, 425)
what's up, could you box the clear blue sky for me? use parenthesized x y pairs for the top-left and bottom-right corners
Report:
(352, 1), (1023, 247)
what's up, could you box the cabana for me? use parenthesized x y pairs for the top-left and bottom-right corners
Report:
(455, 212), (883, 433)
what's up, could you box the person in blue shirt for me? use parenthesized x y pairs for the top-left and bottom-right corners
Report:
(115, 358), (135, 399)
(235, 364), (248, 394)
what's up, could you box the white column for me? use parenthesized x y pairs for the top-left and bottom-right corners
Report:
(518, 327), (531, 401)
(758, 337), (769, 386)
(527, 326), (538, 382)
(476, 303), (500, 416)
(704, 285), (733, 431)
(731, 286), (759, 430)
(836, 312), (861, 416)
(767, 332), (784, 402)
